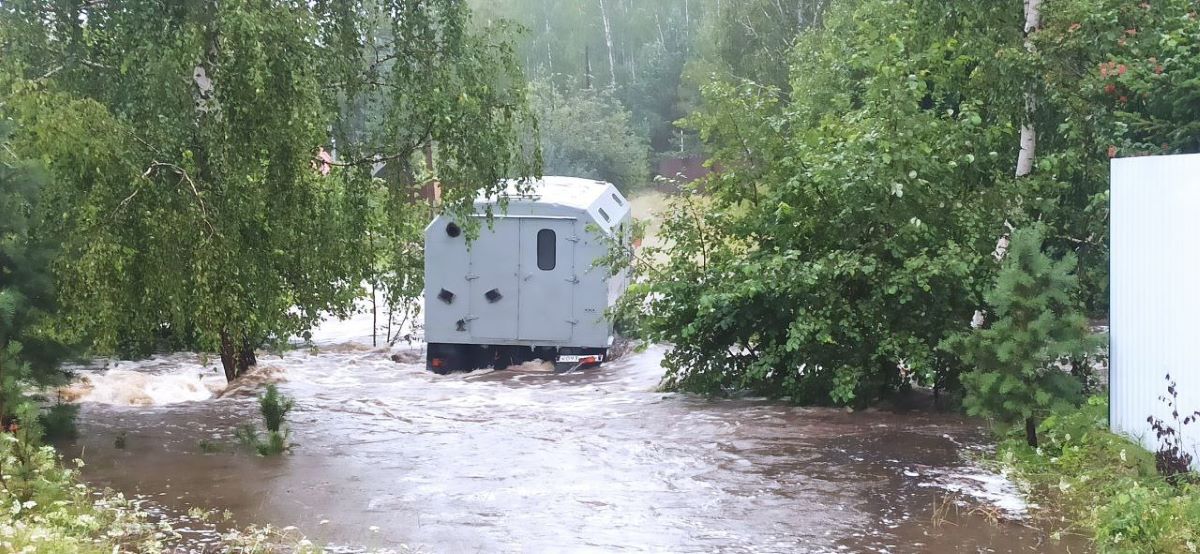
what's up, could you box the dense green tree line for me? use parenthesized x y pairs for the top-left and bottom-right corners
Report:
(470, 0), (821, 183)
(470, 0), (699, 153)
(525, 79), (649, 190)
(620, 0), (1200, 416)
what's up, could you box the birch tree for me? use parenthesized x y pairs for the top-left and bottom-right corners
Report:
(598, 0), (618, 89)
(1016, 0), (1042, 177)
(0, 0), (533, 381)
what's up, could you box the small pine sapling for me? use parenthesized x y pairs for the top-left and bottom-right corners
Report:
(943, 226), (1097, 447)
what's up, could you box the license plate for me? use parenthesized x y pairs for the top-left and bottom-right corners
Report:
(558, 355), (604, 363)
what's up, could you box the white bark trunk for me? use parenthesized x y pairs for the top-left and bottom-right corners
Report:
(655, 9), (666, 47)
(598, 0), (617, 89)
(685, 0), (691, 39)
(544, 0), (554, 71)
(1015, 0), (1042, 178)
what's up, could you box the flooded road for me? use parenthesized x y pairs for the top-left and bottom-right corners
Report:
(56, 313), (1086, 553)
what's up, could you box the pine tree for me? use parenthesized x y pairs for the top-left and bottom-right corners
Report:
(0, 121), (66, 426)
(943, 226), (1094, 447)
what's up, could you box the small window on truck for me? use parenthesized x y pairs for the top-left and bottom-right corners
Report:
(537, 229), (556, 271)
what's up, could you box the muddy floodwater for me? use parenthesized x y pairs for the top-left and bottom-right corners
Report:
(56, 314), (1087, 553)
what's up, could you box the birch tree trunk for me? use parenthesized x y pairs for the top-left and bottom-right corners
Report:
(543, 0), (554, 72)
(1015, 0), (1042, 177)
(598, 0), (617, 89)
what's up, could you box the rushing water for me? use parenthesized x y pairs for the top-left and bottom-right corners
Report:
(54, 309), (1087, 553)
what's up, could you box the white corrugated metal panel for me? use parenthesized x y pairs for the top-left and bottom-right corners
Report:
(1111, 153), (1200, 469)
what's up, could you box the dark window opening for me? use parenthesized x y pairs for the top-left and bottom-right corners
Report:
(537, 229), (556, 271)
(438, 289), (456, 304)
(598, 208), (611, 222)
(445, 222), (461, 238)
(485, 289), (503, 303)
(611, 193), (624, 206)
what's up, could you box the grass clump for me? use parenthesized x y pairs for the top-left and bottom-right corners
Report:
(236, 385), (295, 456)
(998, 396), (1200, 553)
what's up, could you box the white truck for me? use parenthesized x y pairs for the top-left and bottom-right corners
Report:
(424, 177), (632, 373)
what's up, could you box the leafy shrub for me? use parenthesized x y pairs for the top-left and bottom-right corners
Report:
(619, 0), (1200, 406)
(1000, 396), (1200, 553)
(0, 408), (167, 553)
(526, 79), (651, 191)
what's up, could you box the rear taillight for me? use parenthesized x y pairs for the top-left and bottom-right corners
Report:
(431, 358), (445, 368)
(580, 356), (597, 365)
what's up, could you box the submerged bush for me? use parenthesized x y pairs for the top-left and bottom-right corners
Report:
(237, 385), (295, 456)
(259, 384), (295, 434)
(39, 403), (79, 440)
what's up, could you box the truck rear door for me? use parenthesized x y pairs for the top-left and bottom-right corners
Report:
(518, 218), (576, 341)
(467, 218), (520, 341)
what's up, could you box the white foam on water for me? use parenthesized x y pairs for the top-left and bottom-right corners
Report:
(63, 285), (416, 406)
(64, 361), (227, 406)
(916, 466), (1029, 520)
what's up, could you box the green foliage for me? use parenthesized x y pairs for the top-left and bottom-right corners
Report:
(1, 412), (324, 552)
(526, 79), (651, 190)
(0, 120), (70, 422)
(619, 0), (1200, 405)
(237, 384), (294, 456)
(197, 438), (224, 454)
(690, 0), (824, 92)
(0, 409), (169, 553)
(943, 227), (1094, 442)
(1028, 0), (1200, 310)
(623, 1), (1025, 404)
(0, 0), (535, 379)
(39, 403), (79, 440)
(259, 384), (295, 435)
(999, 397), (1200, 553)
(469, 0), (700, 152)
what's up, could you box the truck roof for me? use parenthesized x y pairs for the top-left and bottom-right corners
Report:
(478, 176), (617, 211)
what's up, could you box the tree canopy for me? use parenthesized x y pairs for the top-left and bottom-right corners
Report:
(617, 0), (1200, 406)
(526, 79), (649, 191)
(0, 0), (535, 380)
